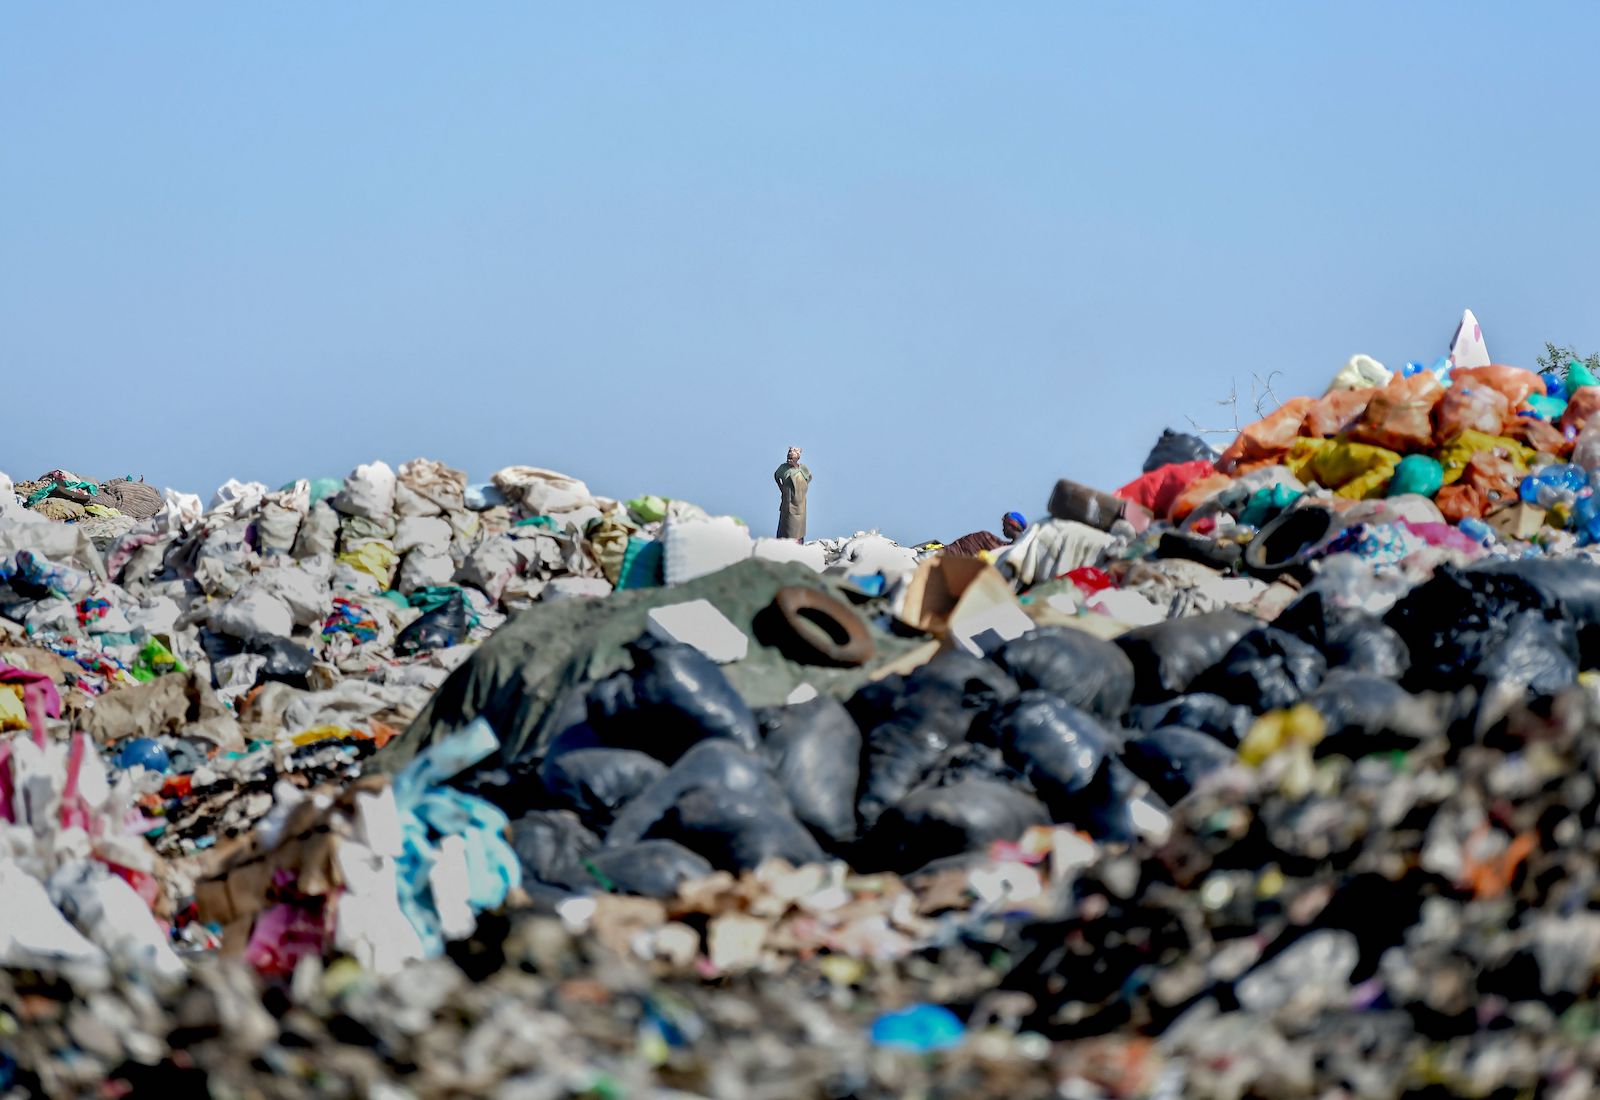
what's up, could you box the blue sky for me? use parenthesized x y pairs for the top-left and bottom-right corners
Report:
(5, 3), (1600, 543)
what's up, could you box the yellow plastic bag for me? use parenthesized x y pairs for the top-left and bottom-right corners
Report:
(337, 541), (400, 585)
(1239, 703), (1325, 766)
(0, 685), (27, 732)
(1435, 431), (1534, 486)
(1285, 437), (1401, 500)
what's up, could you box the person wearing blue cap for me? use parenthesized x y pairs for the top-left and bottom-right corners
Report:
(1002, 511), (1026, 542)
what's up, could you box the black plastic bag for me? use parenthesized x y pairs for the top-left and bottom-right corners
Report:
(992, 628), (1136, 721)
(1477, 558), (1600, 667)
(582, 840), (714, 898)
(397, 592), (470, 655)
(605, 740), (789, 848)
(1190, 627), (1326, 713)
(539, 748), (668, 831)
(586, 639), (759, 763)
(246, 635), (316, 688)
(858, 779), (1049, 874)
(1129, 693), (1253, 748)
(1122, 727), (1236, 804)
(976, 692), (1163, 843)
(756, 697), (862, 846)
(975, 691), (1121, 800)
(1307, 670), (1450, 757)
(850, 652), (1019, 828)
(1115, 611), (1256, 704)
(1384, 566), (1548, 691)
(1143, 429), (1215, 473)
(645, 786), (824, 873)
(1476, 610), (1580, 697)
(1274, 592), (1410, 680)
(508, 810), (601, 891)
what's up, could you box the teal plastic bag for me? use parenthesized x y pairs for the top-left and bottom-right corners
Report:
(1524, 393), (1568, 422)
(1388, 454), (1444, 498)
(1568, 361), (1600, 397)
(616, 537), (663, 590)
(1238, 485), (1301, 529)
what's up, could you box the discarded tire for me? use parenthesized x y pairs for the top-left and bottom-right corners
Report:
(769, 586), (875, 667)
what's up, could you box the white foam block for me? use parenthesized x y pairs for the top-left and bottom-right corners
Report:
(646, 599), (751, 663)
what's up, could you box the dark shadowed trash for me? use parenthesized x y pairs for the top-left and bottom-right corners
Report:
(1274, 591), (1412, 679)
(509, 810), (601, 891)
(587, 638), (759, 763)
(1143, 429), (1216, 473)
(1121, 727), (1235, 804)
(756, 696), (862, 846)
(860, 779), (1048, 874)
(1384, 565), (1548, 691)
(645, 786), (824, 873)
(538, 748), (668, 831)
(1155, 531), (1242, 571)
(1115, 610), (1256, 704)
(397, 591), (470, 654)
(1129, 693), (1253, 748)
(1476, 610), (1580, 697)
(991, 628), (1136, 721)
(1307, 670), (1449, 757)
(1477, 557), (1600, 667)
(581, 840), (714, 898)
(1191, 627), (1327, 712)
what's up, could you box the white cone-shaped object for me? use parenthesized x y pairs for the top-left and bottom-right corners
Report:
(1448, 309), (1491, 369)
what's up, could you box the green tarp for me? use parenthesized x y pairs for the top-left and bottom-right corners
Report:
(380, 558), (925, 773)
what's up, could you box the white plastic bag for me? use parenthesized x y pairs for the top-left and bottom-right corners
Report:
(210, 585), (294, 641)
(394, 515), (453, 556)
(490, 466), (594, 515)
(332, 461), (397, 520)
(1325, 353), (1392, 393)
(398, 548), (456, 594)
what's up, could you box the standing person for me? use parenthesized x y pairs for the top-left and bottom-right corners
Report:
(1002, 511), (1027, 543)
(775, 446), (812, 540)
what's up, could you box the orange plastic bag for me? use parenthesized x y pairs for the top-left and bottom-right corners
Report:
(1504, 415), (1573, 458)
(1433, 384), (1510, 442)
(1168, 472), (1234, 522)
(1351, 373), (1446, 453)
(1457, 451), (1524, 510)
(1302, 389), (1375, 438)
(1563, 386), (1600, 435)
(1450, 365), (1543, 410)
(1436, 482), (1487, 522)
(1217, 397), (1316, 473)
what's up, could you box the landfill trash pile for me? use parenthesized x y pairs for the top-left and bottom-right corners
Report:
(10, 310), (1600, 1097)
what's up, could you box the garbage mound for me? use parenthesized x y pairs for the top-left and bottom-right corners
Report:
(9, 311), (1600, 1097)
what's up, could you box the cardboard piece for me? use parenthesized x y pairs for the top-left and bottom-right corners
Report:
(898, 557), (1034, 655)
(1487, 501), (1547, 541)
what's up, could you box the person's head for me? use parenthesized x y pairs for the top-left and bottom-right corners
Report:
(1002, 511), (1026, 541)
(787, 446), (802, 466)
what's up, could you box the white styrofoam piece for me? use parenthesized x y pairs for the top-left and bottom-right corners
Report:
(646, 599), (751, 663)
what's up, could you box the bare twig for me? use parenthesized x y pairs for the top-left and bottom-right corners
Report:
(1187, 379), (1244, 438)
